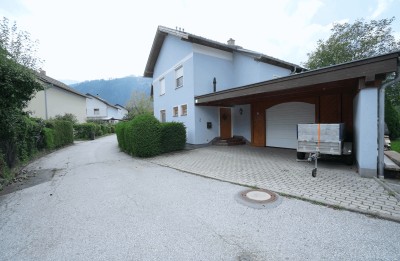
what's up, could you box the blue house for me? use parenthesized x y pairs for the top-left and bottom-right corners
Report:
(144, 26), (400, 178)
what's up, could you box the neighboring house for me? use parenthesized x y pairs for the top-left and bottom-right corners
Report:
(86, 93), (126, 122)
(144, 25), (400, 178)
(115, 104), (129, 120)
(26, 70), (87, 123)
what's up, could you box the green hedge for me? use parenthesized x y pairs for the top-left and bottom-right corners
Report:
(74, 123), (96, 140)
(161, 122), (186, 153)
(115, 121), (127, 151)
(53, 120), (74, 148)
(43, 127), (55, 149)
(115, 115), (186, 158)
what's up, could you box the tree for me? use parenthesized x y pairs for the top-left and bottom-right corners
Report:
(0, 17), (43, 70)
(304, 18), (400, 69)
(124, 91), (153, 120)
(304, 18), (400, 139)
(0, 18), (43, 169)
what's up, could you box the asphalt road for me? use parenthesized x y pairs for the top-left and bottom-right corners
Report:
(1, 135), (400, 261)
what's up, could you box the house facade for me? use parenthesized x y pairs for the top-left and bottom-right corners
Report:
(86, 94), (127, 122)
(26, 71), (87, 123)
(144, 26), (400, 178)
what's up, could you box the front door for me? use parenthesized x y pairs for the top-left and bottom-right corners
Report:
(220, 107), (232, 139)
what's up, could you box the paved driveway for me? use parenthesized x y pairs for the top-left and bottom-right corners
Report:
(1, 135), (400, 260)
(147, 145), (400, 221)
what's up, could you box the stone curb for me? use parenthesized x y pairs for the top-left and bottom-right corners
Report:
(374, 177), (400, 202)
(147, 160), (400, 224)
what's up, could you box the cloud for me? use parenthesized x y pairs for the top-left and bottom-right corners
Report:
(371, 0), (393, 19)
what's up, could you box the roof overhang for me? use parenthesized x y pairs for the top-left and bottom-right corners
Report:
(195, 52), (400, 106)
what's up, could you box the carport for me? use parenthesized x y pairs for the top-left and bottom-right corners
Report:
(195, 52), (400, 178)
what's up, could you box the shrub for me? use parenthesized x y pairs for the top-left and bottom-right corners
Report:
(130, 114), (161, 157)
(385, 97), (400, 139)
(74, 123), (96, 140)
(53, 120), (73, 148)
(43, 127), (55, 149)
(115, 121), (127, 151)
(161, 122), (186, 153)
(124, 120), (136, 155)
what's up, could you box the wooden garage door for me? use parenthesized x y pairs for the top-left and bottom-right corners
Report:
(266, 102), (315, 149)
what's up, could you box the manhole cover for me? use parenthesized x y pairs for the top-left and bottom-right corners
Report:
(235, 189), (281, 209)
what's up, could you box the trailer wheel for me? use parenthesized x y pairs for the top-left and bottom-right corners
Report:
(344, 155), (353, 166)
(312, 168), (317, 177)
(297, 152), (306, 160)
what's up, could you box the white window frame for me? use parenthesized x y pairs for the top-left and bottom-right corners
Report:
(175, 66), (183, 89)
(160, 78), (165, 96)
(181, 104), (187, 116)
(160, 109), (166, 123)
(173, 106), (178, 117)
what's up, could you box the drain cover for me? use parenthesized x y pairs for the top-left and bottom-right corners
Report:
(235, 189), (281, 209)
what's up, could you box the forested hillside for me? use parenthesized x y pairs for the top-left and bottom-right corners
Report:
(71, 76), (152, 106)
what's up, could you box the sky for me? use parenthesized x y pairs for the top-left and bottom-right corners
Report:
(0, 0), (399, 82)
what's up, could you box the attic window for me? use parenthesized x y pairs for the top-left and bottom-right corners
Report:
(94, 108), (100, 115)
(175, 66), (183, 88)
(160, 78), (165, 95)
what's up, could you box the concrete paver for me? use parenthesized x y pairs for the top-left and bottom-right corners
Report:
(147, 145), (400, 221)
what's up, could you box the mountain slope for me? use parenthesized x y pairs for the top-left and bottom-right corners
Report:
(71, 76), (152, 107)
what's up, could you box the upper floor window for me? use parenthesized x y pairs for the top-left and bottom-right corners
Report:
(173, 106), (178, 117)
(175, 66), (183, 88)
(160, 78), (165, 95)
(94, 108), (100, 115)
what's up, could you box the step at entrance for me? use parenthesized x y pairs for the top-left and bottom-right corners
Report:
(213, 136), (246, 146)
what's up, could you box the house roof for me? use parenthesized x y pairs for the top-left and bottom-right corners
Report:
(144, 26), (304, 77)
(115, 104), (128, 110)
(195, 52), (400, 106)
(86, 93), (119, 109)
(36, 71), (87, 98)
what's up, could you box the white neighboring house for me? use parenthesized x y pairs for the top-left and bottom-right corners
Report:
(26, 70), (87, 123)
(115, 104), (129, 120)
(86, 93), (127, 122)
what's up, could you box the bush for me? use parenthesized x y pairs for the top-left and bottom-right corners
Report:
(43, 127), (55, 149)
(52, 120), (73, 148)
(130, 114), (161, 157)
(386, 97), (400, 139)
(74, 123), (96, 140)
(161, 122), (186, 153)
(115, 122), (127, 151)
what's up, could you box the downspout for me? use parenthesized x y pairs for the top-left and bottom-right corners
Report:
(378, 57), (400, 178)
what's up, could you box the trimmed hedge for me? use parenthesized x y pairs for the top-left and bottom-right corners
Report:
(161, 122), (186, 153)
(74, 123), (96, 140)
(130, 114), (161, 157)
(53, 120), (74, 148)
(115, 115), (186, 158)
(43, 127), (55, 149)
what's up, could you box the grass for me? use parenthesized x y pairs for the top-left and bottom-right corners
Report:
(392, 140), (400, 153)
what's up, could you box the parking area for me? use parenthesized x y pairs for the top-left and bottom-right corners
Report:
(147, 145), (400, 221)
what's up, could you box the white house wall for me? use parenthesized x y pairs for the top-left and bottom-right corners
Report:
(86, 97), (108, 118)
(353, 88), (378, 178)
(26, 86), (86, 123)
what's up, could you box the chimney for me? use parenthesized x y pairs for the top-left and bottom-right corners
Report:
(227, 38), (235, 46)
(39, 69), (46, 75)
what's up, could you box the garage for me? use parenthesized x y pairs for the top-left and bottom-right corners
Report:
(266, 102), (315, 149)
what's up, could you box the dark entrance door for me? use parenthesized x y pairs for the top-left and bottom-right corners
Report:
(220, 107), (232, 139)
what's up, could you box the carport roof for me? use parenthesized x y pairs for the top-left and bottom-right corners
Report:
(195, 52), (400, 106)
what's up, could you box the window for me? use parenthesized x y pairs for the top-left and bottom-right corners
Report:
(160, 110), (166, 123)
(94, 108), (99, 115)
(160, 78), (165, 95)
(181, 104), (187, 116)
(175, 66), (183, 88)
(173, 106), (178, 117)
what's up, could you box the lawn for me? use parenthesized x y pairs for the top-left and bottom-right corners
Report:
(392, 140), (400, 153)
